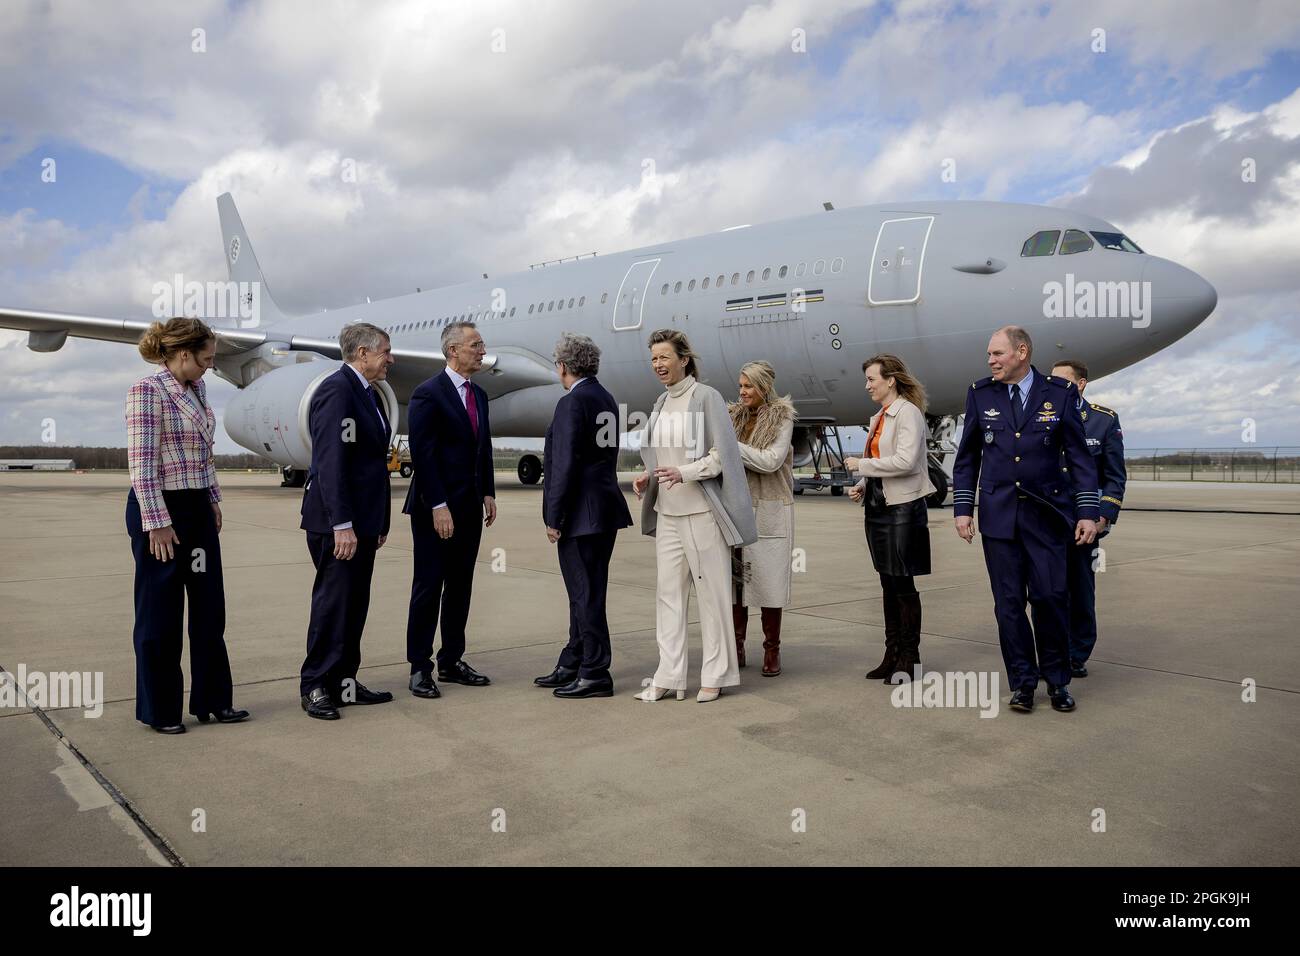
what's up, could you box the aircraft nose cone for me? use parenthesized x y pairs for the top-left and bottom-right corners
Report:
(1145, 257), (1217, 342)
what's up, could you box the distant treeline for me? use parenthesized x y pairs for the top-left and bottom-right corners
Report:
(0, 446), (276, 470)
(1, 445), (646, 472)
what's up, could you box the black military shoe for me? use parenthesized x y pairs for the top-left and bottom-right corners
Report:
(438, 660), (491, 686)
(409, 671), (441, 699)
(534, 666), (579, 688)
(1071, 662), (1089, 678)
(336, 681), (393, 706)
(301, 687), (340, 720)
(1048, 685), (1076, 712)
(1009, 688), (1035, 713)
(554, 677), (614, 699)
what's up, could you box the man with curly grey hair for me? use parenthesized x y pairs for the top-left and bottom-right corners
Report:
(534, 333), (633, 698)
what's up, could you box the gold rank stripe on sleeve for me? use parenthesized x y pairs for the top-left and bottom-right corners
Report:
(1102, 496), (1123, 506)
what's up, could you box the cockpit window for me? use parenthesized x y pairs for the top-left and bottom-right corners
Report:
(1020, 230), (1060, 257)
(1059, 229), (1094, 255)
(1090, 231), (1143, 253)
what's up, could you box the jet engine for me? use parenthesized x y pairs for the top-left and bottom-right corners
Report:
(224, 360), (398, 470)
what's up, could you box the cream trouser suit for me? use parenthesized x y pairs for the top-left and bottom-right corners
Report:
(649, 379), (740, 690)
(653, 511), (741, 690)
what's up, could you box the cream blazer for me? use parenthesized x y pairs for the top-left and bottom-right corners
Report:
(854, 397), (937, 506)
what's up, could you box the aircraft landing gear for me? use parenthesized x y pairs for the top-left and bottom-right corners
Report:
(281, 466), (307, 488)
(518, 454), (542, 485)
(925, 414), (957, 508)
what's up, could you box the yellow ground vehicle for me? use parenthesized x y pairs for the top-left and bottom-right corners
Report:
(387, 437), (412, 478)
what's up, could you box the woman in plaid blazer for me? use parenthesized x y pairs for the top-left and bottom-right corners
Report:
(125, 317), (247, 733)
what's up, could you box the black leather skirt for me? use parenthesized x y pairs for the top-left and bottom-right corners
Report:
(863, 479), (931, 577)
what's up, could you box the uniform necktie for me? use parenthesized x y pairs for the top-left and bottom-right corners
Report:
(1010, 383), (1023, 428)
(463, 381), (479, 437)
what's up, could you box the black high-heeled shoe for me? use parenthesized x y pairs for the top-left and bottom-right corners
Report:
(196, 708), (250, 724)
(150, 723), (186, 734)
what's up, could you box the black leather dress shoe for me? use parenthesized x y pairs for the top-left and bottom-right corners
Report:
(438, 660), (491, 686)
(1009, 688), (1035, 713)
(150, 723), (186, 734)
(554, 677), (614, 699)
(337, 682), (394, 706)
(409, 672), (441, 699)
(1071, 662), (1089, 678)
(301, 687), (340, 720)
(535, 665), (579, 688)
(1048, 685), (1076, 712)
(196, 708), (250, 724)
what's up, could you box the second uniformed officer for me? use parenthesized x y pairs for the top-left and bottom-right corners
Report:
(1050, 359), (1127, 678)
(953, 326), (1099, 713)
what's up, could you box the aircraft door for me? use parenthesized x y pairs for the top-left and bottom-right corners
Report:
(868, 216), (934, 305)
(611, 258), (660, 331)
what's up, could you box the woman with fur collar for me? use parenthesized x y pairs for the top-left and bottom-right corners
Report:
(728, 361), (796, 677)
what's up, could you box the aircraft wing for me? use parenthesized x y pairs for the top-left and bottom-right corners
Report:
(0, 306), (557, 403)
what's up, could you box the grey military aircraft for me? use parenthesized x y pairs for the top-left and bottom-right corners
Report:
(1, 193), (1216, 500)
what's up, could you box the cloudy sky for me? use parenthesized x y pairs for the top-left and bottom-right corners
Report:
(2, 0), (1298, 454)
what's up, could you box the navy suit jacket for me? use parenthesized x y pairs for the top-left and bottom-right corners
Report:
(542, 377), (634, 537)
(300, 366), (392, 537)
(403, 369), (495, 515)
(952, 366), (1099, 540)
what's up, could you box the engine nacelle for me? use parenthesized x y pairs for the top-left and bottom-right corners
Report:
(224, 360), (398, 468)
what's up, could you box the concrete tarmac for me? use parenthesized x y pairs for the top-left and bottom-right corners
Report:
(2, 472), (1297, 866)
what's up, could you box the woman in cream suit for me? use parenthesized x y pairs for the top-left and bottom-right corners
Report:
(845, 354), (936, 683)
(632, 329), (757, 703)
(729, 361), (795, 677)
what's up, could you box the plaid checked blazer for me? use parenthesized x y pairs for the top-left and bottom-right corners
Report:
(126, 367), (222, 531)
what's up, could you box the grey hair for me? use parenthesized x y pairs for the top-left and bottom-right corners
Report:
(339, 322), (389, 362)
(441, 320), (477, 355)
(553, 332), (601, 378)
(995, 324), (1033, 358)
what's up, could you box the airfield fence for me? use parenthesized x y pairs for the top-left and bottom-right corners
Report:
(1124, 447), (1300, 483)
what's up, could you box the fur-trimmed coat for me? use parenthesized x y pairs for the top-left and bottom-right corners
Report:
(729, 396), (795, 608)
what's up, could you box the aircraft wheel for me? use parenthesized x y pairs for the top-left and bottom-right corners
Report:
(518, 454), (542, 485)
(281, 467), (307, 488)
(831, 484), (844, 497)
(399, 463), (413, 479)
(927, 465), (949, 508)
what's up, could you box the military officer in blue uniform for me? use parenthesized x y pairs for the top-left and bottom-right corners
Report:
(1050, 359), (1127, 678)
(953, 326), (1099, 713)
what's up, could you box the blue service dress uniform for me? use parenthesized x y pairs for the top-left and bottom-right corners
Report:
(1066, 400), (1127, 668)
(952, 368), (1100, 691)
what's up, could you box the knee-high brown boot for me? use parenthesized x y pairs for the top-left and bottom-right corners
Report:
(761, 607), (782, 676)
(865, 591), (902, 680)
(733, 604), (748, 668)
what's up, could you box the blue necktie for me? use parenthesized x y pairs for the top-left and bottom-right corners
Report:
(1010, 383), (1023, 428)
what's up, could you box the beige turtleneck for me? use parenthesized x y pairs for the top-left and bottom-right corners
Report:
(650, 375), (721, 516)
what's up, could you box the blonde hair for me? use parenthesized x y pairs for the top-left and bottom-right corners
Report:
(863, 353), (928, 412)
(647, 328), (700, 379)
(738, 360), (777, 403)
(137, 317), (215, 363)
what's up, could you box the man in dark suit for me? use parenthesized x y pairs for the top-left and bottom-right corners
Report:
(299, 322), (397, 720)
(404, 321), (497, 698)
(952, 326), (1099, 715)
(534, 334), (634, 699)
(1050, 359), (1128, 678)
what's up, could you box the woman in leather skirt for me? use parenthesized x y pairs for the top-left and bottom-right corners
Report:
(845, 355), (936, 683)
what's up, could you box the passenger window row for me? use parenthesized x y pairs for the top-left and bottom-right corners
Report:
(659, 257), (844, 296)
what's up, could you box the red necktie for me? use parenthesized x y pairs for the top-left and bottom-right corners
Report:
(463, 381), (479, 437)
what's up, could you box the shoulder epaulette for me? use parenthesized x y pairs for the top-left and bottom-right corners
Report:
(971, 376), (994, 389)
(1088, 403), (1116, 417)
